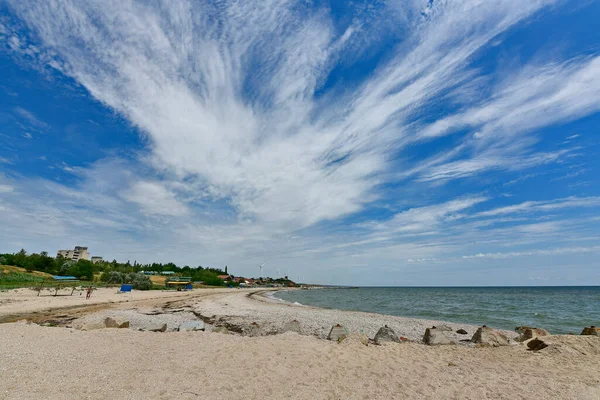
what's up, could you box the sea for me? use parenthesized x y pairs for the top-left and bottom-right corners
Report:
(274, 286), (600, 334)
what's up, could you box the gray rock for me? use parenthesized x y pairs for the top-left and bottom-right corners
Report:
(436, 324), (453, 332)
(244, 322), (263, 337)
(471, 326), (509, 347)
(328, 324), (348, 342)
(79, 322), (105, 331)
(456, 329), (468, 335)
(178, 321), (205, 332)
(515, 326), (549, 342)
(104, 317), (130, 329)
(374, 325), (400, 345)
(280, 320), (301, 334)
(581, 326), (600, 336)
(212, 326), (229, 334)
(423, 327), (455, 345)
(139, 323), (168, 332)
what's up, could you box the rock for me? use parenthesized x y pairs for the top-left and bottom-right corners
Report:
(244, 322), (263, 337)
(212, 326), (229, 334)
(374, 325), (400, 345)
(581, 326), (600, 336)
(527, 338), (549, 351)
(328, 324), (348, 342)
(79, 322), (106, 331)
(436, 324), (453, 332)
(139, 323), (168, 332)
(281, 320), (301, 334)
(423, 327), (455, 345)
(526, 335), (600, 355)
(471, 326), (509, 347)
(515, 326), (549, 342)
(456, 329), (468, 335)
(178, 321), (205, 332)
(104, 317), (130, 329)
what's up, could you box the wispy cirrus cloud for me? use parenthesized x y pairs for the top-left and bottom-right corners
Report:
(1, 0), (600, 284)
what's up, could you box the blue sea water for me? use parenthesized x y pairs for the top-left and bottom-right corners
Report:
(274, 287), (600, 334)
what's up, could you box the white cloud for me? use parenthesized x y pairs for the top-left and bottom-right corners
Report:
(22, 132), (32, 139)
(14, 107), (49, 130)
(0, 157), (12, 164)
(3, 0), (600, 284)
(475, 196), (600, 218)
(0, 184), (14, 193)
(5, 0), (568, 231)
(122, 181), (189, 217)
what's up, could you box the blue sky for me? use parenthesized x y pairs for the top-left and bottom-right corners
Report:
(1, 0), (599, 286)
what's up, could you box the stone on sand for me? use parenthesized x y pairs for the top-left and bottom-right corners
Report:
(471, 326), (509, 347)
(212, 326), (229, 334)
(79, 322), (106, 331)
(178, 321), (205, 332)
(374, 325), (400, 345)
(280, 320), (301, 334)
(328, 324), (347, 342)
(436, 324), (453, 332)
(423, 327), (455, 345)
(581, 326), (600, 336)
(139, 323), (168, 332)
(244, 322), (263, 337)
(104, 317), (130, 329)
(515, 326), (549, 342)
(456, 329), (468, 335)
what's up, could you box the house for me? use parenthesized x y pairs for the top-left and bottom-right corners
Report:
(217, 275), (231, 281)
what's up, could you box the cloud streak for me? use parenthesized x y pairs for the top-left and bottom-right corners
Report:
(2, 0), (600, 284)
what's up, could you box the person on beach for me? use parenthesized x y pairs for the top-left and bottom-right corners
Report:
(86, 286), (93, 299)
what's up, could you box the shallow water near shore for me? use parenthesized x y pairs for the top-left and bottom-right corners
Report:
(274, 286), (600, 334)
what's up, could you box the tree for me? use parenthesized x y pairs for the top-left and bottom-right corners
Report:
(225, 265), (228, 274)
(131, 273), (152, 290)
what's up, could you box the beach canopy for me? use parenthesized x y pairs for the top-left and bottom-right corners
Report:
(51, 275), (79, 281)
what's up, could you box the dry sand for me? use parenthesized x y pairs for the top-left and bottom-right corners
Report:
(1, 288), (600, 399)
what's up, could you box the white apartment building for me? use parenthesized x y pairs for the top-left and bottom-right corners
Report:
(56, 246), (90, 262)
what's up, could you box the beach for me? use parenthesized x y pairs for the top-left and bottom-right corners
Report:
(1, 287), (600, 399)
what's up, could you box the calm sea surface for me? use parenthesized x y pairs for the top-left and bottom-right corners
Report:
(274, 287), (600, 334)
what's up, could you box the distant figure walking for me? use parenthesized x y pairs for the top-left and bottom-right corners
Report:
(86, 286), (93, 299)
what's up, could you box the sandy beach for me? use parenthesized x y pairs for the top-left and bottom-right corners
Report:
(1, 287), (600, 399)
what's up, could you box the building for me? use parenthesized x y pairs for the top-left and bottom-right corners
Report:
(56, 246), (90, 262)
(91, 256), (103, 264)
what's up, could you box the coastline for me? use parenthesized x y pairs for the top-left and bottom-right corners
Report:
(1, 287), (600, 399)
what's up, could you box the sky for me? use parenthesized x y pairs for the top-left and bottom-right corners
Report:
(1, 0), (599, 286)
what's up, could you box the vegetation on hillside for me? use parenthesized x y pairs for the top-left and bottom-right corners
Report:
(0, 249), (229, 288)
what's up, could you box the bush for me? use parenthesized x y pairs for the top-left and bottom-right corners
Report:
(107, 271), (124, 284)
(131, 273), (152, 290)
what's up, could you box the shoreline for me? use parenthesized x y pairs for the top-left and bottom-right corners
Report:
(1, 287), (600, 399)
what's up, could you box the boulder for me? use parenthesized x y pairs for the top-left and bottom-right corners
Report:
(374, 325), (400, 345)
(244, 322), (263, 337)
(527, 335), (600, 355)
(423, 327), (455, 345)
(212, 326), (229, 334)
(471, 326), (509, 347)
(527, 338), (549, 351)
(328, 324), (348, 342)
(79, 322), (106, 331)
(138, 323), (168, 332)
(581, 326), (600, 336)
(178, 321), (205, 332)
(515, 326), (549, 342)
(456, 329), (468, 335)
(436, 324), (453, 332)
(104, 317), (130, 329)
(280, 320), (301, 334)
